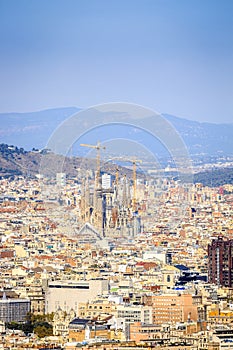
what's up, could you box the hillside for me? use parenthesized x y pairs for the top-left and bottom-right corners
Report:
(0, 144), (132, 180)
(1, 143), (233, 188)
(0, 107), (79, 150)
(193, 167), (233, 187)
(0, 107), (232, 158)
(164, 114), (233, 157)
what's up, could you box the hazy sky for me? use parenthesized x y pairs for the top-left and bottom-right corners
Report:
(0, 0), (233, 123)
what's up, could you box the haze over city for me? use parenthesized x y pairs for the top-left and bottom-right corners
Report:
(1, 2), (233, 349)
(0, 0), (233, 123)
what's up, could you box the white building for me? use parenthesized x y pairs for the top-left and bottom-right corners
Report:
(116, 304), (153, 340)
(102, 174), (112, 189)
(45, 279), (109, 314)
(56, 172), (66, 187)
(143, 249), (167, 264)
(116, 304), (153, 325)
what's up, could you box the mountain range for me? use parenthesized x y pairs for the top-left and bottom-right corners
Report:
(0, 107), (233, 159)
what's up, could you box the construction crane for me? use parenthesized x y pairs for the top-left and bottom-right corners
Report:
(111, 158), (142, 212)
(131, 159), (142, 212)
(115, 165), (119, 186)
(80, 142), (106, 188)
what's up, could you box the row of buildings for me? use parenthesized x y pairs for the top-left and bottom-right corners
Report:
(0, 171), (232, 348)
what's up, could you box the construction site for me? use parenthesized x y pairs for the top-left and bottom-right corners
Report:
(79, 142), (143, 239)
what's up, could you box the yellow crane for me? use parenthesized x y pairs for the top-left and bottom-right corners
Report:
(131, 159), (142, 212)
(80, 142), (106, 188)
(115, 165), (119, 186)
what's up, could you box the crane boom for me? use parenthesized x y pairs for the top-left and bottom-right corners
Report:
(80, 142), (106, 189)
(80, 143), (99, 149)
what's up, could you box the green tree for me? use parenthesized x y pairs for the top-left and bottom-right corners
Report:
(34, 323), (53, 338)
(7, 313), (54, 337)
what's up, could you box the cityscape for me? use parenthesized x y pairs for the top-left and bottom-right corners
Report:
(0, 137), (233, 349)
(1, 1), (233, 349)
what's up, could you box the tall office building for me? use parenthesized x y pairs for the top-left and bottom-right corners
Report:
(101, 174), (112, 189)
(208, 236), (233, 287)
(56, 172), (66, 187)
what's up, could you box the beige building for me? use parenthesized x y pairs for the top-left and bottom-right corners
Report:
(45, 279), (109, 314)
(24, 285), (45, 315)
(53, 308), (76, 338)
(145, 294), (198, 325)
(78, 297), (117, 318)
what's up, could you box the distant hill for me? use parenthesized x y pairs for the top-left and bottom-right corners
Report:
(0, 143), (77, 178)
(0, 143), (132, 180)
(164, 114), (233, 157)
(0, 143), (233, 187)
(0, 107), (232, 158)
(0, 107), (80, 150)
(193, 167), (233, 187)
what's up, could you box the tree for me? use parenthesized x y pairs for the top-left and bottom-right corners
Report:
(7, 313), (54, 337)
(34, 323), (53, 338)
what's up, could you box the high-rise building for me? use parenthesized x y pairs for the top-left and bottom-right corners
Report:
(102, 174), (112, 189)
(208, 236), (233, 287)
(56, 172), (66, 187)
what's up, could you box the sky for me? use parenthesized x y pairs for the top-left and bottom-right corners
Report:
(0, 0), (233, 123)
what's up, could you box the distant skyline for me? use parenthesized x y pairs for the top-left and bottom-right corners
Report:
(0, 0), (233, 123)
